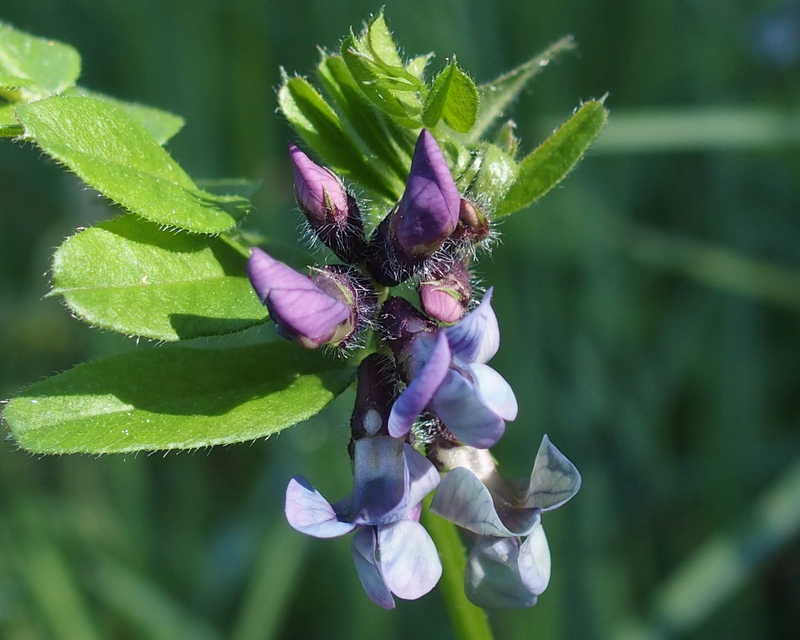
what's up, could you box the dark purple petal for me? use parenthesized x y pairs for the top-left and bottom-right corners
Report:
(378, 520), (442, 600)
(351, 527), (395, 609)
(526, 435), (582, 511)
(465, 534), (548, 609)
(247, 248), (352, 348)
(394, 130), (460, 256)
(284, 476), (357, 538)
(445, 288), (499, 364)
(347, 436), (406, 526)
(289, 143), (349, 223)
(431, 467), (539, 537)
(388, 331), (451, 438)
(431, 369), (507, 449)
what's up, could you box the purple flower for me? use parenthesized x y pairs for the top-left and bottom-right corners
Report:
(430, 436), (581, 608)
(388, 288), (518, 448)
(289, 143), (365, 263)
(247, 247), (373, 349)
(284, 435), (442, 608)
(366, 130), (460, 286)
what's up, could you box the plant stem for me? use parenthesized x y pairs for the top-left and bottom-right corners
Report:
(422, 500), (495, 640)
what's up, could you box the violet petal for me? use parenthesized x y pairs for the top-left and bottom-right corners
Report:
(347, 436), (406, 526)
(468, 363), (518, 422)
(289, 143), (348, 222)
(379, 520), (442, 600)
(465, 535), (545, 609)
(403, 443), (441, 506)
(351, 526), (395, 609)
(518, 524), (551, 595)
(431, 467), (538, 537)
(394, 130), (460, 255)
(388, 331), (451, 438)
(431, 369), (507, 449)
(247, 248), (351, 348)
(445, 288), (499, 364)
(526, 435), (582, 511)
(284, 476), (357, 538)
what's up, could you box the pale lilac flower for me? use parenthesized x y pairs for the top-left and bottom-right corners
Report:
(284, 435), (441, 608)
(247, 247), (371, 348)
(430, 435), (581, 608)
(388, 288), (518, 448)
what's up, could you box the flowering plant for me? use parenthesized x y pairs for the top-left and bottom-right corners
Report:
(1, 10), (605, 632)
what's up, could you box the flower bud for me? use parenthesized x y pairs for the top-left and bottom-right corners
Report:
(419, 259), (472, 324)
(451, 198), (490, 247)
(365, 130), (460, 286)
(289, 143), (366, 264)
(394, 130), (460, 256)
(247, 248), (375, 349)
(378, 296), (436, 354)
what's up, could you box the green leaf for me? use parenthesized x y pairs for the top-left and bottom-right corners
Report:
(340, 33), (423, 127)
(50, 215), (268, 341)
(495, 99), (607, 217)
(65, 86), (185, 144)
(406, 53), (434, 80)
(469, 36), (575, 142)
(15, 96), (246, 233)
(0, 22), (81, 96)
(365, 10), (404, 68)
(465, 144), (519, 208)
(0, 71), (33, 90)
(422, 58), (479, 133)
(4, 341), (356, 454)
(196, 178), (262, 201)
(0, 102), (22, 137)
(278, 73), (399, 201)
(317, 52), (410, 193)
(493, 120), (519, 157)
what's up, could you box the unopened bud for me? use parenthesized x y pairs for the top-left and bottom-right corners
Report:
(419, 259), (472, 324)
(365, 130), (460, 286)
(248, 248), (375, 349)
(451, 198), (490, 246)
(289, 143), (366, 264)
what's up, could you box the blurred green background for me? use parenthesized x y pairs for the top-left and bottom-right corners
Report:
(2, 1), (800, 638)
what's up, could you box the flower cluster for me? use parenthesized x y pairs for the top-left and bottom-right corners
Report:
(248, 130), (580, 609)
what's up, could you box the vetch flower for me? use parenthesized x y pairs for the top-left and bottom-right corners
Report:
(285, 437), (441, 608)
(430, 435), (581, 608)
(367, 130), (460, 285)
(247, 247), (374, 349)
(387, 288), (518, 448)
(290, 143), (366, 263)
(284, 355), (442, 608)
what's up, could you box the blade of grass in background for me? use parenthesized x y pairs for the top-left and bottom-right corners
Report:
(613, 456), (800, 640)
(588, 107), (800, 153)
